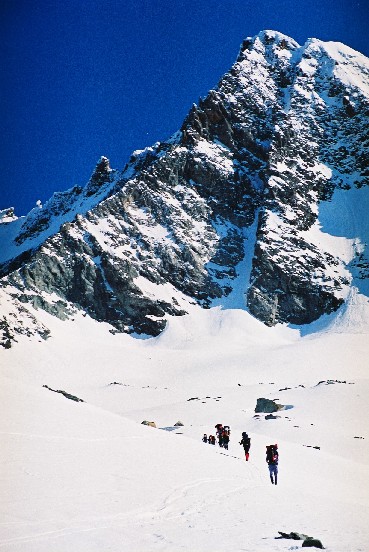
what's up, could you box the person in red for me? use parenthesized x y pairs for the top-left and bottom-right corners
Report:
(239, 432), (251, 461)
(266, 444), (279, 484)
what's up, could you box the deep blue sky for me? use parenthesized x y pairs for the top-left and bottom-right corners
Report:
(1, 0), (368, 216)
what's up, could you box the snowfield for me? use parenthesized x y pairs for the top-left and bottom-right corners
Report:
(1, 294), (369, 552)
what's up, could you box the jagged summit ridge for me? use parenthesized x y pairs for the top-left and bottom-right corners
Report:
(1, 31), (368, 344)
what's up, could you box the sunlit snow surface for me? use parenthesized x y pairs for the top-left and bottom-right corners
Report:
(1, 297), (369, 552)
(1, 31), (369, 551)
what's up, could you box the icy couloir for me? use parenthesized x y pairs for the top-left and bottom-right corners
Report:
(1, 30), (368, 343)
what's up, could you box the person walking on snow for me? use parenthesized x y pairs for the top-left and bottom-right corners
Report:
(239, 432), (251, 461)
(222, 429), (230, 450)
(266, 444), (279, 485)
(215, 424), (223, 447)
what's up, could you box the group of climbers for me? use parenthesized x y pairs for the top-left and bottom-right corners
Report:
(203, 434), (217, 445)
(202, 423), (231, 450)
(202, 428), (279, 484)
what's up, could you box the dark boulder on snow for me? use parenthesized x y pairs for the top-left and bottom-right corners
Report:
(255, 397), (284, 413)
(277, 531), (309, 540)
(277, 531), (324, 549)
(265, 413), (281, 420)
(302, 537), (325, 548)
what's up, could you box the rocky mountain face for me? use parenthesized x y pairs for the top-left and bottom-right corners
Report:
(1, 30), (369, 345)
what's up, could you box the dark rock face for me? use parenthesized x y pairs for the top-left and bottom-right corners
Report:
(85, 156), (113, 197)
(0, 31), (368, 340)
(0, 317), (16, 349)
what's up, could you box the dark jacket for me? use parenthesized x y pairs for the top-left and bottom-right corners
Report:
(266, 446), (278, 465)
(240, 436), (251, 452)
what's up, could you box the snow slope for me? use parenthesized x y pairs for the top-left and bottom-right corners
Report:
(1, 300), (369, 551)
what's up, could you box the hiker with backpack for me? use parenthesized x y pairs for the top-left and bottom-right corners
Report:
(202, 433), (208, 443)
(266, 444), (279, 484)
(222, 428), (230, 450)
(239, 432), (251, 461)
(215, 423), (223, 447)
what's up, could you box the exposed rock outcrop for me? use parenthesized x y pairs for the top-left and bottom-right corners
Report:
(277, 531), (325, 548)
(255, 397), (284, 413)
(43, 385), (84, 403)
(141, 421), (157, 428)
(1, 31), (368, 341)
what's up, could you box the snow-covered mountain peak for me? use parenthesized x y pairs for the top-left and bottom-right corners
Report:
(1, 31), (369, 552)
(1, 31), (369, 346)
(251, 29), (300, 50)
(310, 37), (369, 66)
